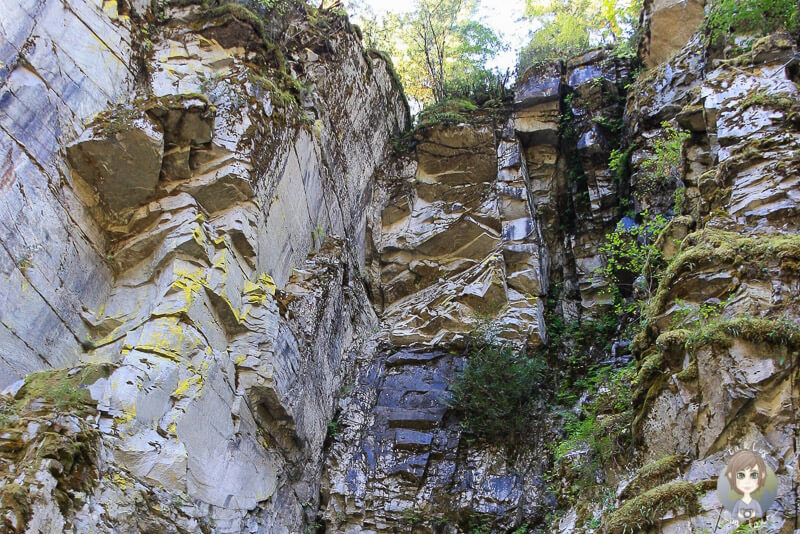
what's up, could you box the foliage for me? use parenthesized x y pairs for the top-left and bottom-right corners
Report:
(549, 362), (635, 514)
(446, 326), (546, 445)
(705, 0), (800, 45)
(684, 316), (800, 352)
(414, 97), (478, 128)
(670, 294), (732, 330)
(553, 362), (634, 470)
(327, 419), (341, 437)
(741, 90), (795, 112)
(519, 0), (642, 72)
(597, 211), (668, 314)
(638, 121), (689, 194)
(0, 364), (113, 530)
(673, 186), (686, 215)
(440, 69), (513, 106)
(608, 145), (634, 183)
(347, 0), (504, 104)
(547, 313), (619, 370)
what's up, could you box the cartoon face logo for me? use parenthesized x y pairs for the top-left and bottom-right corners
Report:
(717, 450), (778, 523)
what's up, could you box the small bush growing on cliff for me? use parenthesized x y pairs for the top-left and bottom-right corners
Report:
(638, 121), (689, 194)
(706, 0), (800, 45)
(553, 362), (634, 474)
(447, 327), (545, 445)
(597, 211), (668, 314)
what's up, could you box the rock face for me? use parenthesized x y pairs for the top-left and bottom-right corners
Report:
(1, 1), (405, 532)
(639, 0), (707, 68)
(614, 28), (800, 533)
(375, 122), (547, 350)
(1, 0), (800, 533)
(550, 6), (800, 533)
(321, 49), (637, 532)
(321, 348), (548, 532)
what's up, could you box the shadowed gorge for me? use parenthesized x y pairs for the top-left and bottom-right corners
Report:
(0, 0), (798, 533)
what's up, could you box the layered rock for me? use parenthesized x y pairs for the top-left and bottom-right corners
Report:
(529, 12), (800, 533)
(0, 1), (406, 532)
(2, 0), (799, 532)
(617, 30), (800, 532)
(320, 49), (639, 532)
(321, 348), (549, 533)
(373, 118), (550, 350)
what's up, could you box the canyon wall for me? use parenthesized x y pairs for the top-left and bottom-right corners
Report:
(0, 0), (798, 533)
(1, 1), (407, 532)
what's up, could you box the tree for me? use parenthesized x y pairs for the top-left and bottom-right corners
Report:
(519, 0), (642, 72)
(347, 0), (502, 105)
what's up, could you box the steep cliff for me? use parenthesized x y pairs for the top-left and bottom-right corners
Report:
(0, 0), (799, 533)
(1, 1), (406, 532)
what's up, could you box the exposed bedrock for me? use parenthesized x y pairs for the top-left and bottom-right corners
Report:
(1, 1), (405, 532)
(1, 0), (799, 532)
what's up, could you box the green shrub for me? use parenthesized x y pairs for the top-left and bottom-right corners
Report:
(554, 362), (635, 472)
(638, 121), (689, 194)
(608, 145), (634, 184)
(706, 0), (800, 45)
(673, 186), (686, 215)
(447, 329), (545, 445)
(441, 69), (513, 106)
(597, 210), (668, 314)
(414, 98), (478, 128)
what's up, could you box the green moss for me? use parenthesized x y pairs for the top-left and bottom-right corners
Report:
(741, 91), (795, 112)
(13, 364), (112, 415)
(391, 96), (509, 155)
(634, 350), (663, 387)
(620, 455), (688, 500)
(0, 364), (112, 531)
(685, 316), (800, 351)
(552, 362), (635, 496)
(248, 72), (297, 110)
(648, 230), (800, 317)
(655, 329), (691, 351)
(604, 481), (702, 533)
(675, 360), (698, 381)
(192, 3), (268, 37)
(0, 482), (30, 530)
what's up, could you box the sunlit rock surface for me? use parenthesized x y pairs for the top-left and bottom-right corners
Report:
(0, 0), (405, 532)
(1, 0), (799, 532)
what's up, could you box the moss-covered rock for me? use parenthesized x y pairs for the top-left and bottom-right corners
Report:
(604, 481), (704, 533)
(648, 229), (800, 318)
(684, 316), (800, 351)
(0, 364), (112, 532)
(619, 454), (689, 500)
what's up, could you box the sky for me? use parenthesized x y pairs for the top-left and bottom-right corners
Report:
(345, 0), (535, 74)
